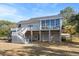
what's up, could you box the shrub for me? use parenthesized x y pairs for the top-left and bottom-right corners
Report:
(61, 36), (72, 42)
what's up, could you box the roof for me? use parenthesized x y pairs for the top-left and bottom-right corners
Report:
(18, 15), (63, 24)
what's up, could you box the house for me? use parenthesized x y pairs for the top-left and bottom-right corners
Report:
(11, 15), (63, 44)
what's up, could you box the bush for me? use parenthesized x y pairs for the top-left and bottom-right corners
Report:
(62, 36), (72, 42)
(0, 28), (10, 37)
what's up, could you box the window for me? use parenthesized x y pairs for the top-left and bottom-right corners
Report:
(28, 25), (33, 29)
(18, 24), (21, 28)
(41, 20), (46, 29)
(46, 20), (51, 29)
(41, 19), (60, 29)
(56, 19), (60, 27)
(32, 23), (40, 30)
(51, 20), (54, 28)
(41, 20), (45, 27)
(12, 30), (16, 32)
(41, 20), (51, 29)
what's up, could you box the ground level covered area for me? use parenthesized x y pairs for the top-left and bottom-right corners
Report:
(0, 39), (79, 56)
(25, 30), (61, 43)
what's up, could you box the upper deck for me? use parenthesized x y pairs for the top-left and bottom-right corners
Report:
(17, 15), (63, 31)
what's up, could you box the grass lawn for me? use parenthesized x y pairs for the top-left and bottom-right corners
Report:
(72, 37), (79, 43)
(0, 39), (79, 56)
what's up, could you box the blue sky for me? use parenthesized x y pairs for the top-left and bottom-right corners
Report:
(0, 3), (79, 22)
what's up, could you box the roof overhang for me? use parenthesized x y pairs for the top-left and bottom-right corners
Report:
(17, 15), (63, 24)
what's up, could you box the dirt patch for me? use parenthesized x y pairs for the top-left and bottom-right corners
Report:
(0, 40), (79, 56)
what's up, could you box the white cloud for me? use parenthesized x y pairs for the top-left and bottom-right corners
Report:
(0, 3), (59, 22)
(0, 4), (27, 22)
(0, 4), (17, 15)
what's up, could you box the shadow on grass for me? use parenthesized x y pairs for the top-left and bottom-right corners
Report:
(0, 40), (79, 56)
(0, 44), (79, 56)
(22, 45), (79, 56)
(32, 41), (79, 49)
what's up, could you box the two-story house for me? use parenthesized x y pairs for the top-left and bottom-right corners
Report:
(11, 15), (63, 44)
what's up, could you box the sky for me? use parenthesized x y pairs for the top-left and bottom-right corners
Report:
(0, 3), (79, 22)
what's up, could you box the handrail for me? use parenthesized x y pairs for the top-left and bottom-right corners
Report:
(17, 27), (29, 40)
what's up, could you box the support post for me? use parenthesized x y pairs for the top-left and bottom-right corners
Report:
(31, 30), (33, 42)
(59, 30), (61, 43)
(49, 30), (51, 43)
(39, 20), (41, 42)
(39, 30), (41, 41)
(59, 18), (62, 43)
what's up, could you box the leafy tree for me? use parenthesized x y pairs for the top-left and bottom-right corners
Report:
(69, 14), (79, 33)
(64, 25), (76, 41)
(60, 7), (75, 27)
(60, 7), (77, 42)
(0, 20), (16, 37)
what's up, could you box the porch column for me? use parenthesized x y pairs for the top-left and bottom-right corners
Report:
(49, 30), (51, 43)
(39, 30), (41, 41)
(31, 30), (33, 42)
(39, 20), (42, 42)
(59, 18), (62, 43)
(59, 30), (61, 43)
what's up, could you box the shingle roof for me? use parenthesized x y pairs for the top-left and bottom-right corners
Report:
(30, 15), (62, 20)
(18, 15), (63, 24)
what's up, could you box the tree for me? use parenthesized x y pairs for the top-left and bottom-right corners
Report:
(60, 7), (76, 42)
(0, 20), (16, 37)
(60, 7), (75, 27)
(69, 13), (79, 33)
(64, 25), (76, 41)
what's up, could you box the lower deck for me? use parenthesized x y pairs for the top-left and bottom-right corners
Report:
(25, 30), (61, 43)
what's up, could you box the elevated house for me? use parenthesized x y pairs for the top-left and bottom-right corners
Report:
(11, 15), (63, 44)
